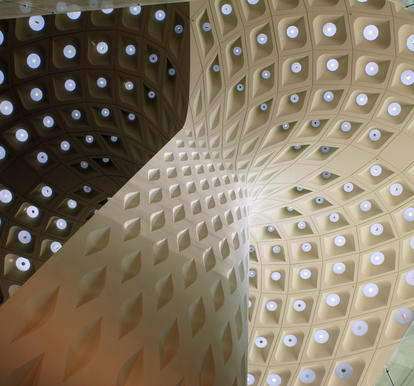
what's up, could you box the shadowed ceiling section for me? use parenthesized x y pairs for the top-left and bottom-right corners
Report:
(0, 4), (190, 303)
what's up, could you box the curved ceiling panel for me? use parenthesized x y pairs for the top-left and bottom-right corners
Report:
(0, 4), (190, 303)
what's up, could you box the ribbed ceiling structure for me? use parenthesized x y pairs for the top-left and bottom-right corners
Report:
(0, 0), (414, 385)
(0, 5), (190, 302)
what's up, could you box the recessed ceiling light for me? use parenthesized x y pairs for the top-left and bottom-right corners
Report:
(16, 256), (31, 272)
(363, 283), (379, 297)
(351, 320), (368, 336)
(314, 329), (329, 344)
(401, 70), (414, 86)
(271, 271), (281, 281)
(356, 93), (368, 106)
(0, 189), (12, 203)
(291, 62), (302, 73)
(63, 45), (76, 59)
(41, 185), (52, 197)
(37, 151), (48, 164)
(50, 241), (62, 253)
(0, 100), (13, 115)
(370, 251), (384, 266)
(56, 218), (67, 230)
(283, 334), (297, 347)
(247, 374), (255, 385)
(18, 230), (31, 244)
(368, 128), (381, 142)
(257, 33), (268, 45)
(365, 61), (379, 76)
(221, 4), (232, 15)
(27, 53), (41, 69)
(97, 42), (109, 54)
(16, 128), (29, 142)
(254, 336), (267, 348)
(360, 200), (372, 212)
(370, 223), (384, 236)
(29, 16), (45, 31)
(388, 102), (402, 117)
(293, 299), (306, 311)
(299, 369), (316, 384)
(67, 199), (77, 209)
(370, 164), (382, 177)
(333, 262), (346, 274)
(407, 34), (414, 52)
(129, 6), (141, 15)
(266, 374), (281, 386)
(30, 88), (43, 102)
(322, 22), (336, 37)
(60, 140), (70, 151)
(155, 10), (166, 21)
(266, 301), (277, 311)
(403, 208), (414, 222)
(327, 58), (339, 71)
(326, 293), (340, 307)
(286, 25), (299, 39)
(363, 25), (379, 41)
(67, 11), (81, 20)
(335, 363), (353, 379)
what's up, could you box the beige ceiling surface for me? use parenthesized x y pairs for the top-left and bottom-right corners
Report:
(1, 0), (414, 385)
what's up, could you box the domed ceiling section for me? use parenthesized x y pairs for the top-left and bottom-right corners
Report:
(0, 4), (190, 303)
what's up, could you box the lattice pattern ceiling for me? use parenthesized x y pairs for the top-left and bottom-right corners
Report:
(0, 4), (189, 303)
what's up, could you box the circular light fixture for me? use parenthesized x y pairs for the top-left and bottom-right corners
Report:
(320, 146), (330, 154)
(290, 94), (299, 103)
(97, 42), (109, 54)
(271, 271), (281, 281)
(291, 62), (302, 73)
(261, 70), (271, 79)
(83, 185), (92, 193)
(30, 88), (43, 102)
(232, 46), (242, 56)
(56, 218), (67, 230)
(334, 235), (346, 247)
(315, 196), (324, 205)
(314, 329), (329, 344)
(369, 129), (381, 142)
(26, 205), (39, 218)
(97, 77), (107, 88)
(266, 374), (281, 386)
(370, 223), (384, 236)
(18, 230), (32, 244)
(341, 121), (351, 133)
(286, 25), (299, 39)
(101, 8), (113, 14)
(322, 171), (331, 179)
(0, 145), (6, 160)
(267, 225), (275, 233)
(125, 44), (136, 55)
(221, 4), (232, 15)
(124, 81), (134, 91)
(149, 53), (158, 63)
(50, 241), (62, 253)
(37, 151), (48, 164)
(16, 128), (29, 142)
(401, 70), (414, 86)
(0, 31), (4, 46)
(202, 22), (211, 32)
(404, 208), (414, 222)
(301, 242), (312, 253)
(63, 44), (76, 59)
(363, 25), (379, 41)
(370, 251), (384, 266)
(326, 293), (340, 307)
(299, 369), (316, 384)
(248, 299), (252, 308)
(27, 53), (41, 69)
(323, 91), (334, 102)
(370, 164), (382, 177)
(395, 308), (413, 325)
(356, 93), (368, 106)
(248, 269), (256, 278)
(333, 262), (346, 274)
(327, 58), (339, 72)
(110, 136), (118, 143)
(329, 212), (339, 223)
(388, 102), (402, 117)
(351, 320), (368, 336)
(389, 183), (403, 196)
(80, 160), (88, 169)
(363, 283), (379, 298)
(148, 90), (156, 99)
(249, 245), (255, 253)
(155, 9), (166, 21)
(67, 11), (81, 20)
(85, 135), (94, 144)
(0, 189), (12, 203)
(297, 221), (307, 230)
(323, 22), (336, 37)
(299, 268), (312, 280)
(168, 68), (176, 77)
(128, 113), (135, 121)
(43, 116), (54, 128)
(247, 374), (255, 386)
(60, 140), (70, 151)
(247, 0), (260, 4)
(257, 33), (268, 45)
(365, 61), (379, 76)
(272, 245), (281, 254)
(260, 103), (268, 111)
(174, 25), (183, 34)
(71, 110), (82, 121)
(283, 334), (297, 347)
(29, 16), (45, 31)
(0, 100), (13, 115)
(266, 301), (278, 311)
(360, 200), (372, 212)
(407, 34), (414, 51)
(254, 336), (267, 348)
(311, 120), (320, 128)
(101, 108), (110, 117)
(406, 270), (414, 286)
(236, 83), (244, 92)
(67, 199), (77, 209)
(41, 185), (52, 197)
(0, 69), (4, 85)
(129, 6), (141, 15)
(293, 300), (306, 311)
(65, 79), (76, 92)
(16, 257), (30, 272)
(343, 182), (354, 192)
(335, 363), (353, 379)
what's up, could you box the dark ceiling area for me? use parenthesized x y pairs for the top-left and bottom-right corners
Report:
(0, 3), (190, 303)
